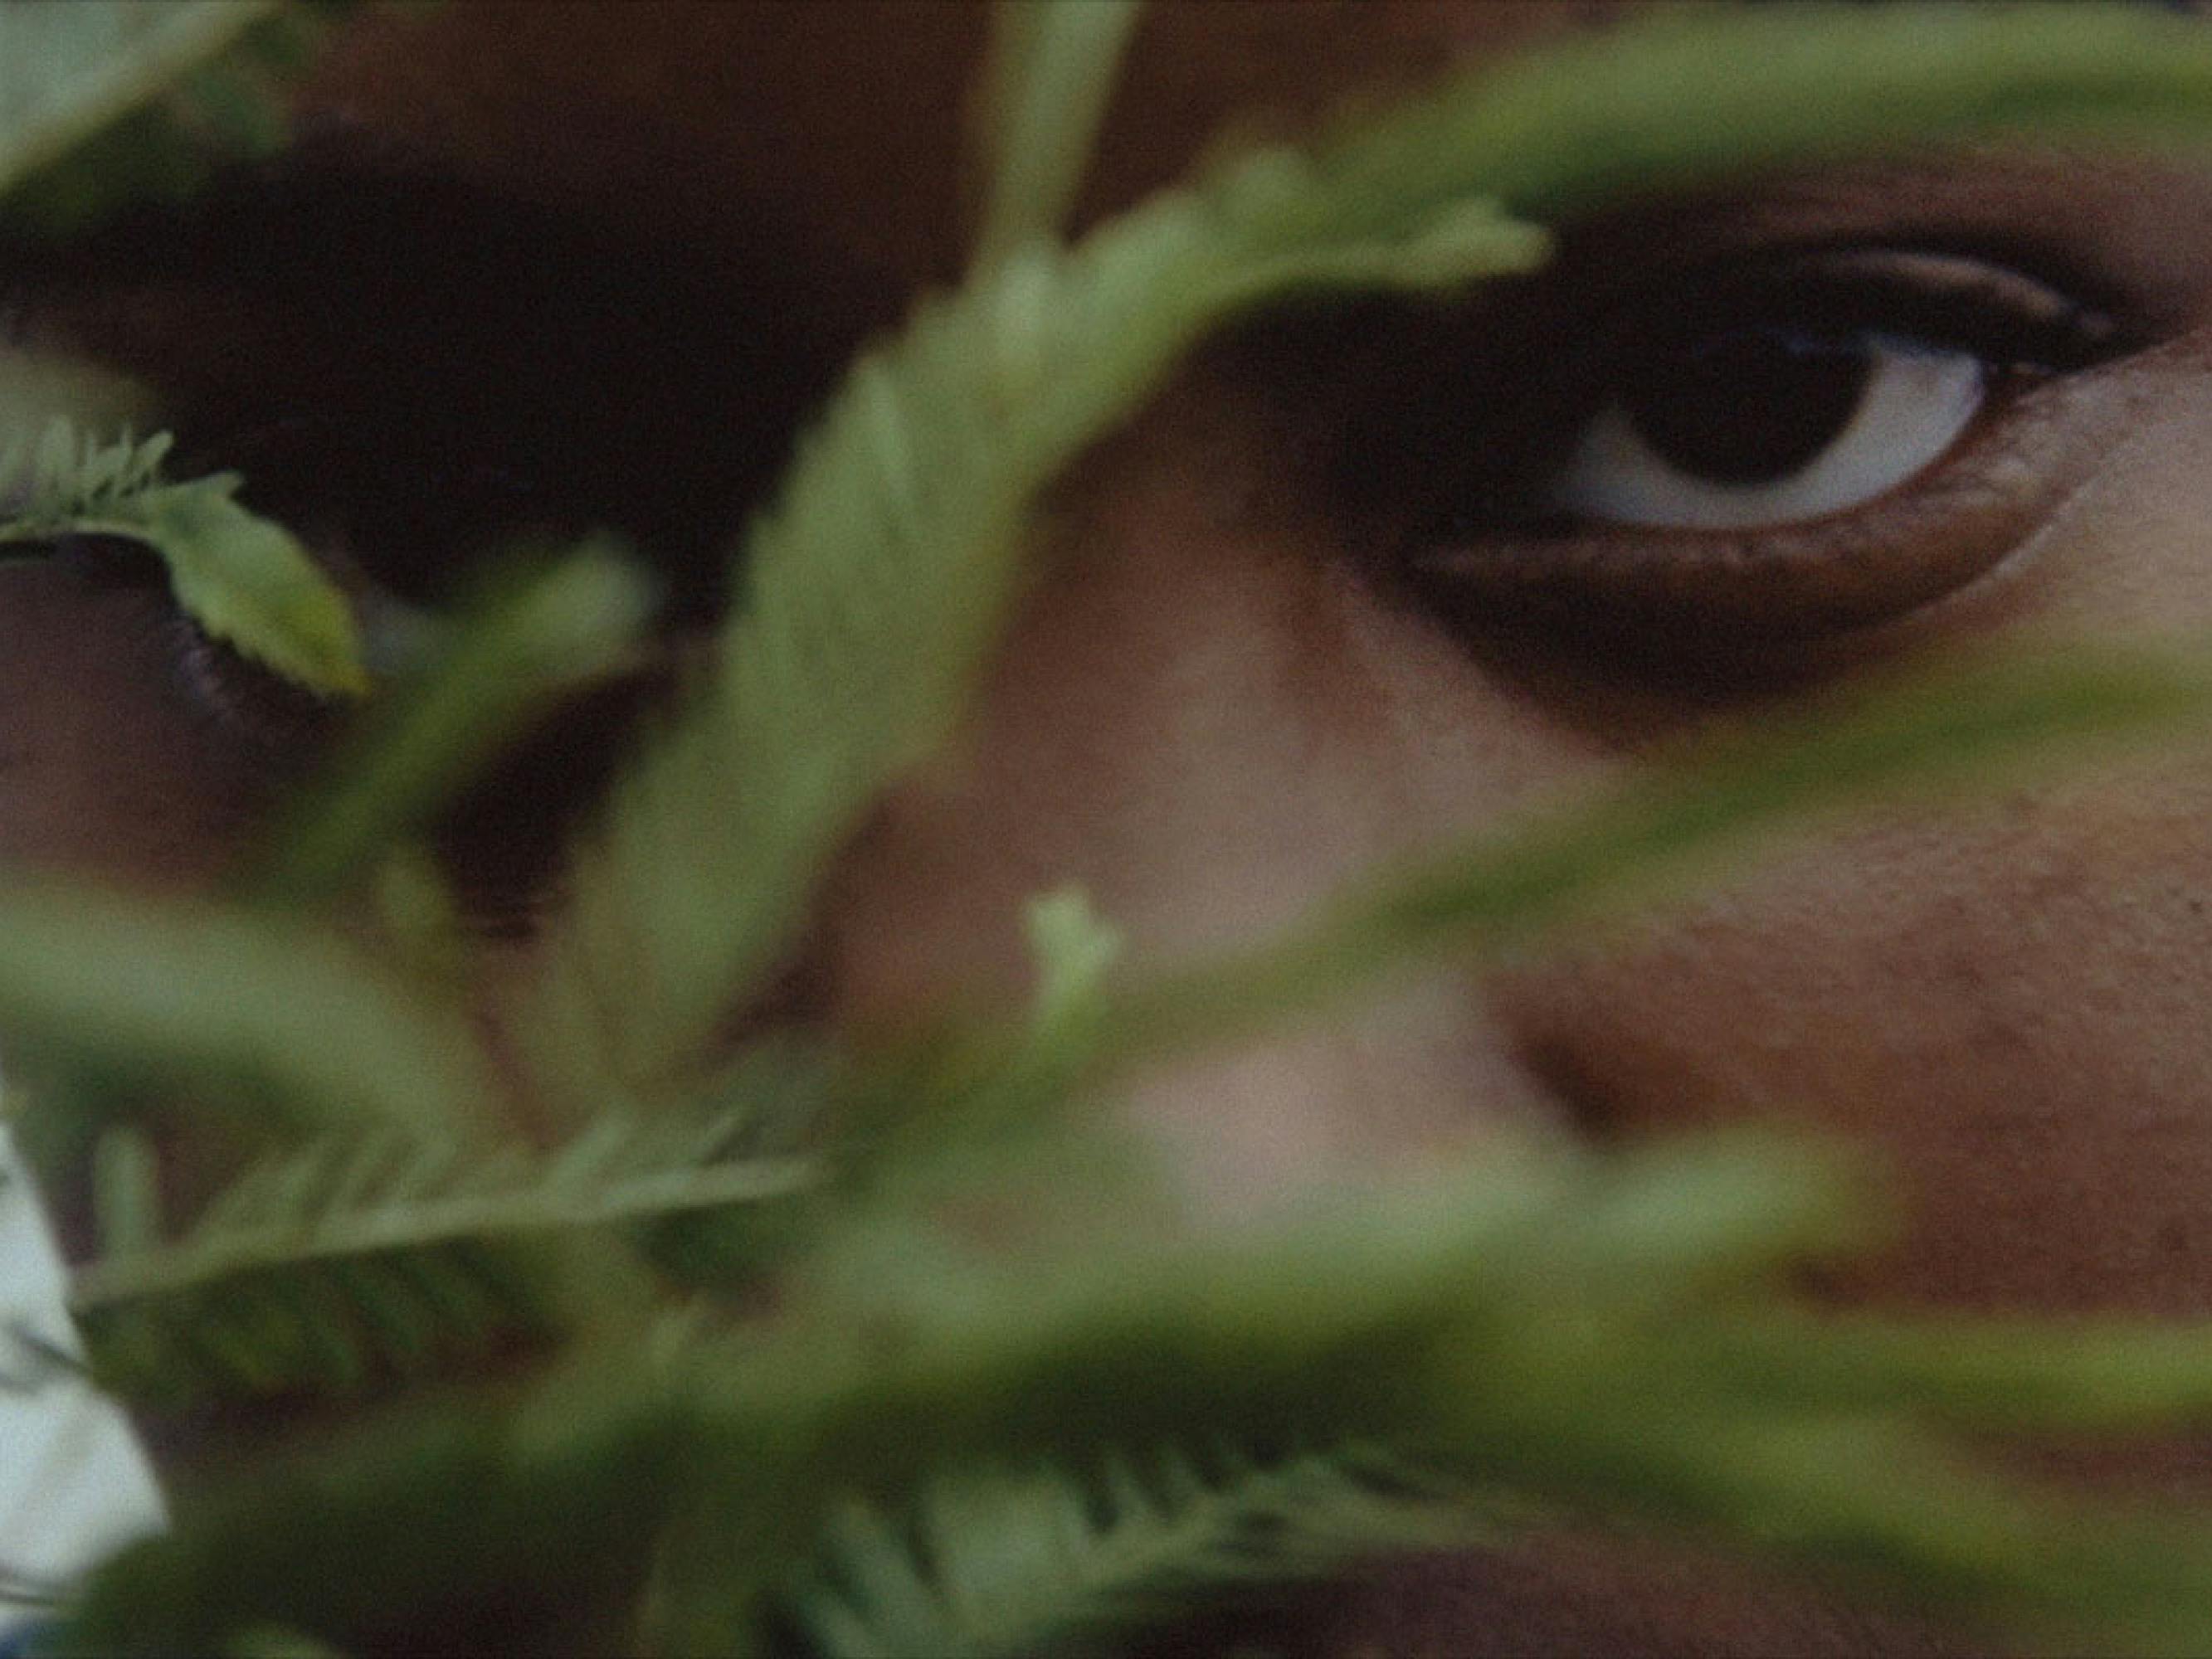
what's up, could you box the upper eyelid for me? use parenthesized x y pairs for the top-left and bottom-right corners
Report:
(1401, 354), (2122, 646)
(1502, 234), (2127, 366)
(1328, 216), (2151, 499)
(1534, 150), (2212, 331)
(1539, 245), (2132, 420)
(1385, 297), (2165, 660)
(1276, 193), (2162, 628)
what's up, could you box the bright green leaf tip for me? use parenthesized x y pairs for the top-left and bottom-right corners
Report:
(134, 474), (372, 699)
(0, 422), (370, 699)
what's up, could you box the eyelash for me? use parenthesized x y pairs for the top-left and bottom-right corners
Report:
(164, 611), (339, 757)
(1399, 244), (2139, 649)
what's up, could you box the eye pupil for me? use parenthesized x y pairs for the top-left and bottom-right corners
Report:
(1620, 326), (1873, 486)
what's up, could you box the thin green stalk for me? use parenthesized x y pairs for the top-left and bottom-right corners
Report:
(972, 0), (1145, 267)
(71, 1156), (818, 1318)
(255, 547), (652, 907)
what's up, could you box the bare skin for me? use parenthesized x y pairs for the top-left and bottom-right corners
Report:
(12, 1), (2212, 1650)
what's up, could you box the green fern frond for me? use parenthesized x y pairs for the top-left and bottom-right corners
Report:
(788, 1448), (1502, 1659)
(0, 421), (368, 697)
(0, 873), (496, 1154)
(0, 0), (348, 238)
(74, 1132), (546, 1406)
(72, 1100), (824, 1407)
(815, 641), (2212, 1209)
(56, 1136), (1834, 1653)
(48, 6), (2212, 1655)
(528, 150), (1542, 1097)
(75, 1131), (2212, 1657)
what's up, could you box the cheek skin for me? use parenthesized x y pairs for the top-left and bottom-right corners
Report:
(0, 565), (278, 888)
(1498, 776), (2212, 1314)
(797, 333), (2212, 1650)
(811, 332), (2212, 1321)
(1499, 336), (2212, 1320)
(811, 374), (1608, 1214)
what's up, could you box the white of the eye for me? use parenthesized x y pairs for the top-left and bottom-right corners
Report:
(1547, 337), (1985, 531)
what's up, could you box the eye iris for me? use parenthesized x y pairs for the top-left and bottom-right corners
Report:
(1412, 249), (2115, 640)
(1619, 325), (1873, 486)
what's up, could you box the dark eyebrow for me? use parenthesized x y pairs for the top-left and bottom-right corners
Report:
(0, 137), (894, 613)
(6, 128), (891, 347)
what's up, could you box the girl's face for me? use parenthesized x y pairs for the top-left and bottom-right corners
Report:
(11, 2), (2212, 1648)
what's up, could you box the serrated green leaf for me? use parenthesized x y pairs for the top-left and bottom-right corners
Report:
(0, 423), (368, 697)
(129, 476), (369, 697)
(787, 1449), (1503, 1659)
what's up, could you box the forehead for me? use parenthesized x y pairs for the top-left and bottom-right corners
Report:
(294, 1), (1605, 293)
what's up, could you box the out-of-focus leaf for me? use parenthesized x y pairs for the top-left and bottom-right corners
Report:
(971, 0), (1144, 266)
(256, 547), (654, 905)
(1094, 642), (2212, 1068)
(0, 1), (343, 237)
(0, 425), (368, 697)
(0, 873), (495, 1144)
(787, 1449), (1503, 1659)
(538, 0), (2212, 1096)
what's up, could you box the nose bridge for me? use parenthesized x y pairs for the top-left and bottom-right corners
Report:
(809, 385), (1600, 1208)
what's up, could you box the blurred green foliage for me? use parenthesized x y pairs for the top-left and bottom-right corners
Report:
(10, 2), (2212, 1654)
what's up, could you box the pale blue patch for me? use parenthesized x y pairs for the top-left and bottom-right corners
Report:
(0, 1116), (163, 1637)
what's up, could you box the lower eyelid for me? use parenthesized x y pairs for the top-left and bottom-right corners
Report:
(1406, 363), (2129, 645)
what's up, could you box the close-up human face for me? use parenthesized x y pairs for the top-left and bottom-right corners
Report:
(17, 1), (2212, 1652)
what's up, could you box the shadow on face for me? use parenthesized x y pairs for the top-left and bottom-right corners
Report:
(14, 1), (2212, 1651)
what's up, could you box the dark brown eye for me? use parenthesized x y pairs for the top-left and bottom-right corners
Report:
(1617, 324), (1878, 484)
(1552, 325), (1985, 528)
(1411, 247), (2133, 642)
